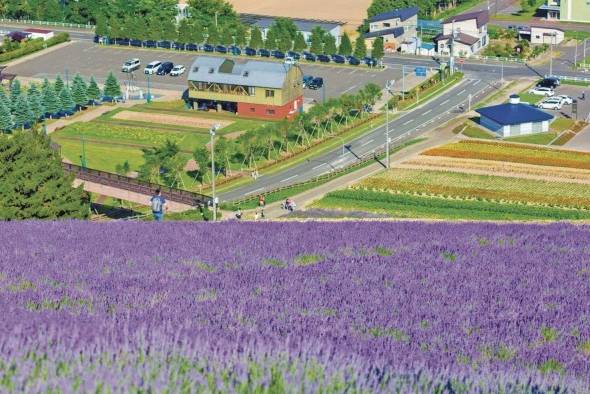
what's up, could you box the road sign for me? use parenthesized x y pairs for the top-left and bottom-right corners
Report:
(415, 66), (427, 77)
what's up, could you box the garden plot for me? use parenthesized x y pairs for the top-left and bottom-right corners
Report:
(112, 110), (233, 129)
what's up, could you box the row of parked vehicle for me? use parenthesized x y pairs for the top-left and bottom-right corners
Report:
(121, 58), (186, 76)
(302, 75), (324, 90)
(526, 77), (574, 110)
(97, 36), (378, 67)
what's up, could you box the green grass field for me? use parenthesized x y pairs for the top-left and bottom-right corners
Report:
(314, 189), (590, 221)
(492, 0), (545, 21)
(504, 132), (558, 145)
(453, 121), (496, 139)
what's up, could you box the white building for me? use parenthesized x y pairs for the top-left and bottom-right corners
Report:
(364, 7), (418, 52)
(434, 10), (489, 57)
(23, 28), (54, 40)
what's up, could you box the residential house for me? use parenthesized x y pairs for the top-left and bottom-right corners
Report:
(434, 10), (489, 57)
(539, 0), (590, 22)
(517, 26), (564, 45)
(363, 6), (418, 51)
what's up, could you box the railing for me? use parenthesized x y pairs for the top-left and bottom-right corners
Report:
(0, 18), (94, 29)
(546, 74), (590, 83)
(62, 163), (212, 206)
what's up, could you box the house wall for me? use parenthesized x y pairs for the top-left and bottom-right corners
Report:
(237, 95), (303, 120)
(530, 27), (564, 44)
(437, 39), (474, 57)
(443, 19), (478, 36)
(560, 0), (590, 22)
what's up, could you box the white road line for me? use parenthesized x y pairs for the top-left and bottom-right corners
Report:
(312, 164), (326, 170)
(360, 139), (374, 147)
(440, 99), (449, 105)
(458, 89), (466, 94)
(473, 80), (481, 86)
(246, 187), (264, 196)
(341, 85), (357, 93)
(422, 109), (432, 115)
(280, 175), (298, 183)
(403, 119), (413, 125)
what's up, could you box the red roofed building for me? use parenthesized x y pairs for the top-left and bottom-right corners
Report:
(23, 28), (54, 40)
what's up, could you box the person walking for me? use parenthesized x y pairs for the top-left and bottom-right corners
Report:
(258, 194), (266, 208)
(235, 208), (243, 220)
(150, 189), (167, 221)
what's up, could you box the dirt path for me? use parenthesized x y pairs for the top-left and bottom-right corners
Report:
(112, 110), (233, 129)
(46, 103), (133, 133)
(53, 135), (194, 154)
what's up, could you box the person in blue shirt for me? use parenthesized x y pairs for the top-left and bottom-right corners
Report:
(150, 189), (167, 221)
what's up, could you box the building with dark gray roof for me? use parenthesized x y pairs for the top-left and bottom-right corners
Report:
(365, 7), (418, 53)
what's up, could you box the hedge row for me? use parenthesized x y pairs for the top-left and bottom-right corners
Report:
(0, 32), (69, 63)
(318, 189), (590, 220)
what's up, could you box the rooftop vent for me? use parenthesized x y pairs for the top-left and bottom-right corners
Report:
(243, 71), (249, 77)
(193, 67), (199, 72)
(509, 94), (520, 105)
(208, 68), (214, 74)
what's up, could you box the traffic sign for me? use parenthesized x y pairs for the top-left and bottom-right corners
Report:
(415, 66), (427, 77)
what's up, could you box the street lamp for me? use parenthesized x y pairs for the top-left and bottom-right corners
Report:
(209, 123), (221, 221)
(385, 79), (395, 169)
(146, 74), (152, 103)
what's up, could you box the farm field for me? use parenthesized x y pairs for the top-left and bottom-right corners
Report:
(1, 221), (589, 391)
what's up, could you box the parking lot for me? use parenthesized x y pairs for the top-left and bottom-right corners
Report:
(6, 41), (405, 102)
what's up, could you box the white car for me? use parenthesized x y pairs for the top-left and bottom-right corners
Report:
(529, 87), (554, 96)
(170, 65), (186, 76)
(121, 58), (140, 73)
(284, 56), (297, 65)
(538, 99), (562, 110)
(555, 95), (573, 105)
(144, 61), (162, 75)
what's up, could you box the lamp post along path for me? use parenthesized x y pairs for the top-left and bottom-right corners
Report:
(210, 124), (220, 221)
(385, 80), (395, 169)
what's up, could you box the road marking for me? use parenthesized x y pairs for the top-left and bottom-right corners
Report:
(246, 187), (265, 196)
(280, 175), (298, 183)
(440, 99), (449, 105)
(473, 80), (481, 86)
(360, 139), (374, 147)
(458, 89), (466, 94)
(422, 109), (432, 115)
(403, 119), (413, 125)
(341, 85), (357, 93)
(312, 164), (326, 170)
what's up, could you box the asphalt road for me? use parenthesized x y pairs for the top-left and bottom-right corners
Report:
(220, 78), (496, 201)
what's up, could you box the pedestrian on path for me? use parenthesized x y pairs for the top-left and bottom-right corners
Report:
(150, 189), (167, 221)
(258, 194), (266, 208)
(235, 208), (243, 220)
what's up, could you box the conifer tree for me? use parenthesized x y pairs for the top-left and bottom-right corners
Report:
(207, 24), (219, 45)
(323, 34), (337, 55)
(338, 32), (353, 56)
(9, 79), (21, 113)
(371, 37), (384, 61)
(72, 74), (88, 109)
(249, 26), (263, 49)
(293, 32), (307, 52)
(103, 72), (121, 100)
(0, 128), (89, 220)
(87, 76), (101, 104)
(43, 85), (60, 118)
(41, 78), (51, 93)
(27, 84), (44, 122)
(0, 87), (10, 110)
(310, 27), (325, 54)
(59, 87), (75, 113)
(54, 75), (64, 94)
(0, 100), (13, 132)
(353, 36), (367, 59)
(220, 28), (233, 46)
(13, 94), (32, 130)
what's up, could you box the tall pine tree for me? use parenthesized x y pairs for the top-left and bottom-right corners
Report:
(0, 128), (89, 220)
(9, 79), (21, 113)
(0, 100), (13, 132)
(354, 36), (367, 59)
(104, 72), (121, 100)
(293, 32), (307, 52)
(13, 94), (32, 130)
(59, 87), (75, 114)
(339, 32), (353, 56)
(371, 37), (385, 61)
(72, 74), (88, 109)
(87, 76), (101, 104)
(43, 85), (60, 118)
(27, 84), (44, 123)
(249, 26), (263, 49)
(54, 75), (64, 94)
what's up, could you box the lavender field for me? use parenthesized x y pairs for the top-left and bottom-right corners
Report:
(1, 221), (589, 392)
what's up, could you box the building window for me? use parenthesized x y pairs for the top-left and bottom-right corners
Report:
(265, 89), (275, 98)
(266, 109), (275, 115)
(250, 107), (255, 112)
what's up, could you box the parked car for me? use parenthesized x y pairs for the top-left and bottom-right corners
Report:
(555, 94), (573, 104)
(348, 56), (360, 66)
(144, 61), (162, 75)
(272, 50), (285, 59)
(537, 77), (560, 89)
(229, 45), (241, 55)
(538, 98), (563, 110)
(203, 44), (215, 52)
(144, 40), (157, 48)
(284, 56), (297, 65)
(308, 77), (324, 90)
(174, 42), (185, 50)
(156, 62), (174, 75)
(245, 47), (257, 56)
(331, 54), (346, 64)
(186, 43), (199, 51)
(303, 52), (317, 62)
(302, 75), (314, 88)
(317, 54), (331, 63)
(215, 45), (228, 53)
(116, 38), (130, 46)
(130, 39), (142, 47)
(121, 58), (141, 73)
(528, 86), (554, 96)
(159, 41), (172, 49)
(364, 57), (377, 67)
(258, 49), (270, 57)
(287, 51), (301, 60)
(170, 64), (186, 76)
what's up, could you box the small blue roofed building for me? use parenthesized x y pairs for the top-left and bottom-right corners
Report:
(364, 6), (418, 52)
(475, 95), (554, 138)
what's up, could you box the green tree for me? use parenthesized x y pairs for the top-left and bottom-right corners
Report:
(188, 0), (239, 28)
(371, 37), (384, 60)
(27, 84), (44, 122)
(249, 26), (263, 49)
(42, 85), (60, 118)
(72, 74), (88, 109)
(95, 12), (108, 36)
(192, 147), (210, 183)
(139, 140), (182, 185)
(177, 18), (193, 43)
(277, 32), (293, 52)
(207, 24), (220, 44)
(189, 22), (205, 43)
(13, 94), (32, 129)
(161, 19), (178, 41)
(264, 29), (277, 50)
(0, 87), (10, 111)
(103, 72), (121, 100)
(54, 75), (64, 94)
(354, 36), (367, 59)
(59, 87), (75, 113)
(339, 32), (353, 56)
(0, 100), (13, 132)
(115, 160), (131, 176)
(220, 27), (234, 45)
(310, 26), (325, 54)
(9, 79), (21, 113)
(234, 24), (247, 47)
(0, 129), (89, 220)
(323, 34), (337, 55)
(87, 76), (101, 104)
(293, 32), (307, 52)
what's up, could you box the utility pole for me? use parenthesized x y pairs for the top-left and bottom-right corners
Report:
(449, 20), (456, 75)
(549, 33), (555, 77)
(501, 61), (504, 82)
(146, 74), (152, 103)
(385, 80), (394, 169)
(575, 39), (578, 67)
(402, 65), (405, 100)
(209, 124), (220, 221)
(80, 134), (87, 170)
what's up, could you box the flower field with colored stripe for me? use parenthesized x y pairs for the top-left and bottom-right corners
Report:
(1, 221), (589, 392)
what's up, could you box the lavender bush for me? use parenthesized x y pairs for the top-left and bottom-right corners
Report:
(1, 221), (589, 392)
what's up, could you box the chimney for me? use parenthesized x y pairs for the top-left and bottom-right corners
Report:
(509, 94), (520, 104)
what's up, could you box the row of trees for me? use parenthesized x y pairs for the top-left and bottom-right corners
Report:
(0, 73), (122, 132)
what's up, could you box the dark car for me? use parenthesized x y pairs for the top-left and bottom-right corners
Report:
(287, 51), (301, 60)
(215, 45), (227, 53)
(303, 75), (314, 88)
(348, 56), (360, 66)
(145, 40), (157, 48)
(258, 49), (271, 57)
(229, 45), (241, 55)
(116, 38), (130, 46)
(203, 44), (215, 52)
(245, 47), (257, 56)
(537, 78), (559, 89)
(364, 56), (377, 67)
(159, 41), (172, 49)
(93, 35), (100, 43)
(156, 62), (174, 75)
(331, 54), (346, 64)
(130, 39), (142, 47)
(272, 50), (285, 59)
(317, 54), (331, 63)
(308, 77), (324, 90)
(186, 43), (199, 51)
(174, 42), (186, 50)
(303, 52), (317, 61)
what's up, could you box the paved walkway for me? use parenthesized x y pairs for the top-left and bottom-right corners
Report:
(563, 125), (590, 152)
